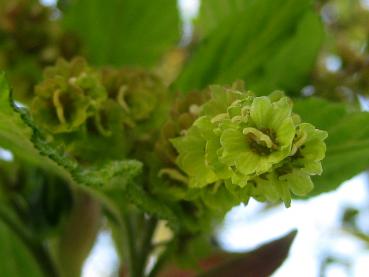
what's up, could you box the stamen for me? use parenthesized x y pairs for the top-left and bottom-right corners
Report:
(52, 89), (66, 124)
(159, 168), (188, 184)
(117, 85), (130, 112)
(243, 127), (275, 149)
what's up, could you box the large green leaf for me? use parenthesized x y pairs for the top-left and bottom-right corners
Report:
(62, 0), (181, 66)
(176, 0), (323, 96)
(294, 98), (369, 195)
(196, 0), (248, 38)
(250, 12), (323, 94)
(0, 218), (42, 277)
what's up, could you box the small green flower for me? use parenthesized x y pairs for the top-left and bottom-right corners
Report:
(101, 67), (170, 135)
(195, 116), (233, 179)
(171, 122), (218, 188)
(200, 84), (245, 117)
(249, 123), (328, 207)
(219, 96), (295, 178)
(31, 58), (106, 134)
(292, 123), (328, 175)
(154, 89), (211, 172)
(171, 84), (328, 207)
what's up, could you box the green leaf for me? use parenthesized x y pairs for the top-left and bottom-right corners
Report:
(0, 72), (46, 165)
(294, 98), (369, 195)
(171, 124), (219, 188)
(107, 184), (179, 231)
(79, 161), (179, 230)
(24, 118), (178, 228)
(176, 0), (322, 95)
(196, 0), (248, 37)
(250, 11), (323, 95)
(0, 214), (43, 277)
(62, 0), (181, 66)
(57, 193), (101, 277)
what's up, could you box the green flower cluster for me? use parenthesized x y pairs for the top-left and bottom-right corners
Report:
(31, 57), (106, 134)
(155, 90), (211, 166)
(0, 0), (80, 101)
(101, 67), (170, 141)
(0, 0), (51, 53)
(30, 58), (170, 163)
(171, 86), (327, 207)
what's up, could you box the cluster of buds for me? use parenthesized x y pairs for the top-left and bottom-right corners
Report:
(0, 0), (80, 101)
(171, 86), (327, 207)
(0, 0), (51, 52)
(30, 58), (170, 163)
(155, 90), (211, 166)
(31, 57), (106, 134)
(313, 0), (369, 103)
(101, 67), (170, 142)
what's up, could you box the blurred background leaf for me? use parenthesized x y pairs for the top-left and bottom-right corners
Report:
(250, 12), (323, 95)
(0, 221), (42, 277)
(175, 0), (323, 96)
(294, 97), (369, 195)
(61, 0), (181, 66)
(199, 230), (297, 277)
(157, 230), (297, 277)
(0, 198), (46, 277)
(196, 0), (247, 38)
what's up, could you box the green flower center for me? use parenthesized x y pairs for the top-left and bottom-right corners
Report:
(243, 127), (277, 156)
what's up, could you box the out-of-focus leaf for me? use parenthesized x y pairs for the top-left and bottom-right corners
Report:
(250, 12), (323, 94)
(199, 230), (297, 277)
(294, 98), (369, 195)
(0, 221), (42, 277)
(58, 193), (101, 277)
(158, 230), (297, 277)
(62, 0), (181, 66)
(176, 0), (322, 96)
(196, 0), (247, 37)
